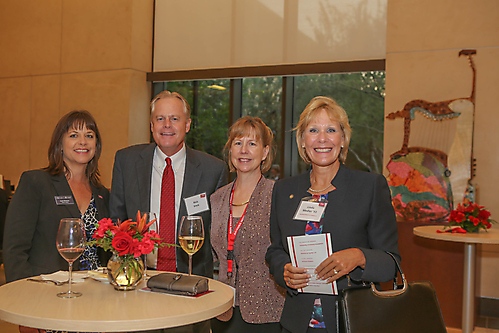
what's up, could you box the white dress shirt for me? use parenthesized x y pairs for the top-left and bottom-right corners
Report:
(147, 144), (186, 268)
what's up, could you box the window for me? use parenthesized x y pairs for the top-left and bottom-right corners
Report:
(152, 71), (385, 179)
(293, 72), (385, 174)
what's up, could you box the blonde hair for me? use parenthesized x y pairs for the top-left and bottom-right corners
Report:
(150, 91), (191, 119)
(294, 96), (351, 164)
(224, 116), (275, 173)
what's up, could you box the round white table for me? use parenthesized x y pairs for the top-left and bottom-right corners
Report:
(0, 272), (233, 332)
(413, 226), (499, 333)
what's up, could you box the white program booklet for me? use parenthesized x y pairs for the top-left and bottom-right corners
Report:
(287, 233), (338, 295)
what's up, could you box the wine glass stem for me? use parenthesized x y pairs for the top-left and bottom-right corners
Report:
(68, 261), (73, 294)
(188, 254), (193, 276)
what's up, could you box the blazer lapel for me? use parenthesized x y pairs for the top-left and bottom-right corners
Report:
(91, 185), (108, 220)
(51, 173), (81, 217)
(180, 147), (202, 217)
(136, 143), (155, 212)
(323, 164), (349, 234)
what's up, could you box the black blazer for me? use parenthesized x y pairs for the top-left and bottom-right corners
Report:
(3, 170), (110, 283)
(265, 164), (400, 333)
(109, 143), (228, 278)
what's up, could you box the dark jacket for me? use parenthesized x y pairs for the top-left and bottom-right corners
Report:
(3, 170), (110, 282)
(266, 164), (400, 333)
(109, 143), (227, 278)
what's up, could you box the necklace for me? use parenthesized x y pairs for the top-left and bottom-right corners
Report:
(231, 199), (249, 206)
(308, 183), (332, 193)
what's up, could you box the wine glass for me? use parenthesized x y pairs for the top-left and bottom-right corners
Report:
(178, 216), (204, 276)
(56, 218), (86, 298)
(143, 212), (157, 278)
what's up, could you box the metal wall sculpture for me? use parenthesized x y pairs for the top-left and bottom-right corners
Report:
(386, 50), (476, 222)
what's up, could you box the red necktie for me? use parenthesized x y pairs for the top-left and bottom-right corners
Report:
(157, 157), (176, 271)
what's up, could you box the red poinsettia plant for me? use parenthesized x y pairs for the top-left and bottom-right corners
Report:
(90, 211), (170, 258)
(442, 202), (496, 233)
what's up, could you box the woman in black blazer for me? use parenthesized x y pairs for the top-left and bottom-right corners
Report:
(265, 97), (400, 333)
(3, 110), (110, 285)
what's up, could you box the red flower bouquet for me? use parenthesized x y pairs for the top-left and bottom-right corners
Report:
(442, 202), (496, 233)
(91, 211), (167, 257)
(89, 211), (174, 290)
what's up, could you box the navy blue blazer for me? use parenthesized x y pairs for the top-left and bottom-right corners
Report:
(266, 164), (400, 333)
(3, 170), (110, 283)
(109, 143), (227, 278)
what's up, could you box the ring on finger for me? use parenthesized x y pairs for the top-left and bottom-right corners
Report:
(333, 269), (338, 275)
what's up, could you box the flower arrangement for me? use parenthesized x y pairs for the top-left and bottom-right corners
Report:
(91, 211), (166, 257)
(441, 202), (496, 233)
(89, 211), (172, 290)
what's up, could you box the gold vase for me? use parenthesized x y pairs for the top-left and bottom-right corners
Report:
(107, 253), (144, 291)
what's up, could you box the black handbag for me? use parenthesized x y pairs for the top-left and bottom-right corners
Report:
(147, 272), (209, 296)
(338, 252), (447, 333)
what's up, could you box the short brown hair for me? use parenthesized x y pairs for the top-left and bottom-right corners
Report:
(150, 91), (191, 119)
(44, 110), (103, 187)
(224, 116), (274, 173)
(294, 96), (351, 164)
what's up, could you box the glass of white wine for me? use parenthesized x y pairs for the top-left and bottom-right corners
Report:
(56, 218), (86, 298)
(178, 216), (204, 276)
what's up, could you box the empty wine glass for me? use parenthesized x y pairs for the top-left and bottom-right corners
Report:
(56, 218), (86, 298)
(143, 212), (157, 278)
(178, 216), (204, 275)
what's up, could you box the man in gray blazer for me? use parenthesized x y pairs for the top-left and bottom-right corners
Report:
(110, 91), (227, 279)
(110, 91), (227, 332)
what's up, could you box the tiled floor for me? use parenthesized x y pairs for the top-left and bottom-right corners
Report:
(0, 263), (498, 333)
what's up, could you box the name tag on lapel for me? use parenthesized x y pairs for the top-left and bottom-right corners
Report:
(184, 193), (209, 215)
(54, 195), (75, 205)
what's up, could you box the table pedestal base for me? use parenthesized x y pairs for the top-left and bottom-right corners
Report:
(462, 243), (475, 333)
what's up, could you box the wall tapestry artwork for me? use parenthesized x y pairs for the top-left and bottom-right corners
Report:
(386, 50), (476, 222)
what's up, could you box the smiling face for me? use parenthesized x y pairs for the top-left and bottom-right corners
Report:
(150, 97), (192, 156)
(302, 108), (345, 168)
(230, 131), (270, 176)
(62, 125), (96, 170)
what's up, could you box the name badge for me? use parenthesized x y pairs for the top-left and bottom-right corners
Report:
(184, 193), (209, 215)
(54, 195), (74, 205)
(293, 199), (327, 222)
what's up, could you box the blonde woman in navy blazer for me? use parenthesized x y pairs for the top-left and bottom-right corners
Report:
(4, 111), (110, 284)
(211, 117), (285, 333)
(265, 97), (400, 333)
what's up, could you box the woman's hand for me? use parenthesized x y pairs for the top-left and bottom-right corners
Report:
(283, 263), (311, 289)
(315, 248), (365, 283)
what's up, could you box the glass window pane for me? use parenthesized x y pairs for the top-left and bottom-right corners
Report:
(242, 76), (283, 180)
(293, 72), (385, 174)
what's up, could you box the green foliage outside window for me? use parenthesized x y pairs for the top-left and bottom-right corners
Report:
(294, 71), (385, 174)
(159, 71), (385, 177)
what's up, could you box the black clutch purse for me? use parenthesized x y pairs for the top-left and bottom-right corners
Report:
(338, 252), (447, 333)
(147, 273), (209, 296)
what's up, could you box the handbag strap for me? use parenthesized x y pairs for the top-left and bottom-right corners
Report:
(370, 252), (408, 297)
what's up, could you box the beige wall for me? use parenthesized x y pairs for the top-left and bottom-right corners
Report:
(0, 0), (153, 188)
(154, 0), (387, 71)
(385, 0), (499, 298)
